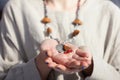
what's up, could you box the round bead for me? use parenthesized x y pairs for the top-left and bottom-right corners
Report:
(63, 45), (71, 51)
(72, 30), (80, 37)
(72, 19), (82, 25)
(41, 17), (51, 24)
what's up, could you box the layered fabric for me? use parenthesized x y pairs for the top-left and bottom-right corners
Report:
(0, 0), (120, 80)
(0, 0), (9, 20)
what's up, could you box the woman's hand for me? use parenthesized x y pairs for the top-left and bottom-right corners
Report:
(37, 39), (79, 74)
(46, 45), (93, 74)
(51, 43), (78, 66)
(72, 47), (93, 77)
(67, 46), (92, 69)
(35, 39), (58, 80)
(36, 39), (93, 75)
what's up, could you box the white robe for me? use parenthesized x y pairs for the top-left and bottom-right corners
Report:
(0, 0), (120, 80)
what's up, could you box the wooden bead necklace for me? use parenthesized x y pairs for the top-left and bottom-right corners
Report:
(41, 0), (82, 54)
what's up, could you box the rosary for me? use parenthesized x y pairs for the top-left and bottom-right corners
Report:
(41, 0), (82, 54)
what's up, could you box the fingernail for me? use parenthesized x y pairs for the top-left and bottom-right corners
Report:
(45, 52), (48, 56)
(81, 66), (84, 70)
(45, 61), (49, 64)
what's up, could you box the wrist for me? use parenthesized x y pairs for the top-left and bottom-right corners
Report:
(79, 59), (93, 78)
(35, 53), (51, 80)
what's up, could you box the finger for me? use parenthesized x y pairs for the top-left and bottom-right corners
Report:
(66, 61), (88, 72)
(48, 61), (58, 68)
(73, 54), (92, 66)
(55, 64), (80, 74)
(78, 46), (93, 58)
(76, 49), (89, 58)
(72, 54), (89, 61)
(66, 60), (81, 69)
(45, 57), (58, 68)
(45, 57), (53, 64)
(81, 61), (89, 68)
(46, 49), (53, 57)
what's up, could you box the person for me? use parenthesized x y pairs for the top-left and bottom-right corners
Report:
(0, 10), (2, 20)
(111, 0), (120, 7)
(0, 0), (120, 80)
(0, 0), (9, 20)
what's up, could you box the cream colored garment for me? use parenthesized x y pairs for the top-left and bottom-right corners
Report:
(0, 0), (120, 80)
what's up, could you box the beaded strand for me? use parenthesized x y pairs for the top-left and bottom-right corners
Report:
(41, 0), (83, 53)
(41, 0), (82, 37)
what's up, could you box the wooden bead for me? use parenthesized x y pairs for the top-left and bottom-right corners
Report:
(72, 19), (82, 25)
(72, 30), (80, 37)
(46, 27), (52, 35)
(63, 45), (71, 51)
(41, 17), (51, 24)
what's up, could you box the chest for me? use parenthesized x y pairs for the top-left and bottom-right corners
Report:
(22, 4), (110, 58)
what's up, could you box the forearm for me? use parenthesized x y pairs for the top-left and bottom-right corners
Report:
(2, 59), (41, 80)
(79, 59), (93, 79)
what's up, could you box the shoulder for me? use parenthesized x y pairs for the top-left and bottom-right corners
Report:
(100, 0), (120, 14)
(90, 0), (120, 19)
(85, 0), (120, 14)
(111, 0), (120, 8)
(101, 1), (120, 34)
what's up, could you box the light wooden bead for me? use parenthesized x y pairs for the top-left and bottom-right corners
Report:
(72, 19), (82, 25)
(41, 17), (51, 24)
(63, 45), (71, 51)
(72, 30), (80, 37)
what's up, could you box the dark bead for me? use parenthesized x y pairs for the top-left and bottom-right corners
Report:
(72, 30), (80, 37)
(46, 27), (52, 35)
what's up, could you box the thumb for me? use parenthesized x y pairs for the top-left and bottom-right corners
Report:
(46, 49), (53, 57)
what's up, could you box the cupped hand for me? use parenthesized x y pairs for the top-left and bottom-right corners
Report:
(39, 39), (79, 73)
(51, 42), (78, 66)
(40, 39), (78, 65)
(35, 39), (59, 80)
(39, 39), (93, 74)
(66, 46), (93, 69)
(45, 45), (93, 74)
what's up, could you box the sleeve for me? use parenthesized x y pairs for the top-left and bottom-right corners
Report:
(0, 2), (41, 80)
(4, 59), (41, 80)
(86, 3), (120, 80)
(86, 54), (120, 80)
